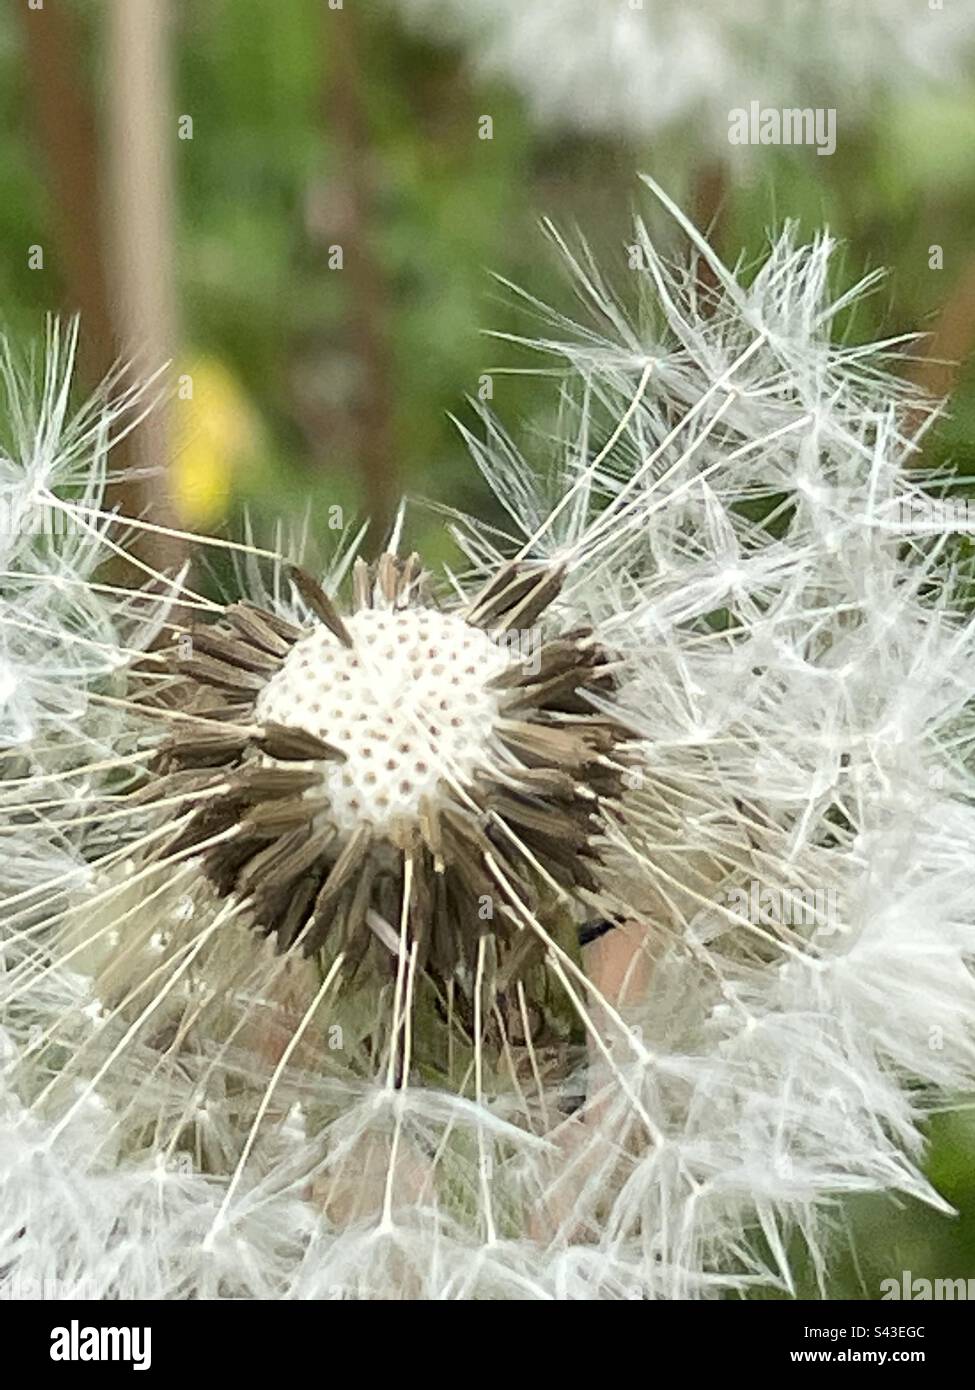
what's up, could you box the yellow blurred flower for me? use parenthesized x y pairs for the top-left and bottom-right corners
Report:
(171, 356), (259, 526)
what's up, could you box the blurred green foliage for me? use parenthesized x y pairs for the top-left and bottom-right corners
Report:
(0, 0), (973, 1296)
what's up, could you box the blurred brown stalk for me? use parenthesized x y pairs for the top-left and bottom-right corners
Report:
(19, 0), (183, 576)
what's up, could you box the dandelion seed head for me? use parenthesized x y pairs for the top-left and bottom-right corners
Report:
(4, 184), (975, 1301)
(395, 0), (975, 152)
(154, 555), (626, 967)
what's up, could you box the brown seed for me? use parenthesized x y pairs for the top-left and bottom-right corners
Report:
(465, 562), (537, 626)
(466, 562), (565, 631)
(235, 825), (311, 897)
(496, 565), (566, 632)
(176, 653), (267, 695)
(498, 719), (602, 769)
(352, 558), (372, 612)
(376, 553), (399, 606)
(167, 726), (250, 767)
(502, 665), (594, 713)
(224, 602), (293, 657)
(187, 625), (281, 675)
(287, 566), (354, 648)
(257, 722), (347, 763)
(243, 796), (330, 836)
(232, 600), (302, 646)
(303, 825), (373, 952)
(231, 766), (323, 800)
(271, 873), (325, 952)
(240, 822), (336, 898)
(488, 790), (590, 841)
